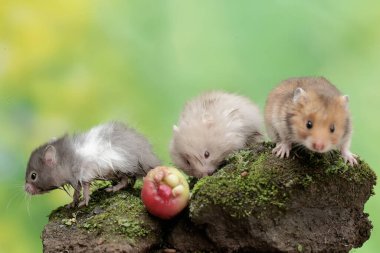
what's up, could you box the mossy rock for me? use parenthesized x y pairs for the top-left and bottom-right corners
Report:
(43, 185), (162, 253)
(189, 142), (376, 252)
(42, 142), (376, 253)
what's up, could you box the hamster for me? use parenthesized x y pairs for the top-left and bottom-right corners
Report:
(170, 91), (264, 178)
(264, 77), (357, 166)
(24, 121), (160, 207)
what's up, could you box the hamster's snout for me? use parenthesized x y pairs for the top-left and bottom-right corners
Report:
(206, 166), (217, 176)
(25, 183), (37, 195)
(312, 141), (325, 152)
(196, 167), (216, 178)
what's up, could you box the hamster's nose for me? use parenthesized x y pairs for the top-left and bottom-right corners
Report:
(25, 183), (31, 193)
(25, 183), (34, 194)
(312, 142), (325, 152)
(207, 168), (216, 176)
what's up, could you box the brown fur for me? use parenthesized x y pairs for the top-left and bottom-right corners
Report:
(265, 77), (357, 165)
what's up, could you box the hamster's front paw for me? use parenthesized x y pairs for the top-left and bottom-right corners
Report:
(341, 150), (358, 166)
(272, 142), (291, 158)
(78, 199), (89, 208)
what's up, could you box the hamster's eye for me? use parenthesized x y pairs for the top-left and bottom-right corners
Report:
(186, 160), (190, 166)
(204, 151), (210, 159)
(330, 124), (335, 133)
(306, 120), (313, 129)
(31, 172), (37, 181)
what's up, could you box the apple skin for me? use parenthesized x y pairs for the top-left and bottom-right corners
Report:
(141, 166), (190, 219)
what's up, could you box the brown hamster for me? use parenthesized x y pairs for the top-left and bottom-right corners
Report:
(264, 77), (357, 166)
(170, 91), (264, 178)
(24, 121), (160, 207)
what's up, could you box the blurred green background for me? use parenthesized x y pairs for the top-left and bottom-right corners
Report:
(1, 1), (379, 252)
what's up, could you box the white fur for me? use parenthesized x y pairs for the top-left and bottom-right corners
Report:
(74, 123), (134, 182)
(170, 91), (263, 177)
(179, 91), (263, 136)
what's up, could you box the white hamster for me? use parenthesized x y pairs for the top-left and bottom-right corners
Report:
(170, 91), (263, 178)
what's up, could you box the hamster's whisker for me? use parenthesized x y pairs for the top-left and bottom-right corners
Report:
(59, 185), (71, 197)
(292, 143), (304, 152)
(6, 191), (23, 209)
(24, 193), (31, 217)
(14, 183), (25, 189)
(327, 150), (335, 160)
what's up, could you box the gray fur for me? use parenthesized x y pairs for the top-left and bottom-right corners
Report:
(25, 121), (160, 206)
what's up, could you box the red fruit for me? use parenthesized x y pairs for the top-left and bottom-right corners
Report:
(157, 184), (172, 199)
(141, 166), (190, 219)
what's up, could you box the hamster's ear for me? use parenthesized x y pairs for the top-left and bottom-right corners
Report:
(43, 145), (57, 167)
(48, 137), (57, 143)
(293, 88), (307, 103)
(339, 95), (349, 110)
(173, 125), (180, 133)
(202, 113), (214, 127)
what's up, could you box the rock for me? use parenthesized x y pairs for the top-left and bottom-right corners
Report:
(42, 142), (376, 253)
(164, 210), (216, 252)
(190, 142), (376, 252)
(42, 188), (162, 253)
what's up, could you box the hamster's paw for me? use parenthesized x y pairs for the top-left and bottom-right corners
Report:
(78, 199), (89, 208)
(105, 177), (130, 192)
(341, 150), (358, 166)
(272, 142), (291, 158)
(66, 201), (77, 209)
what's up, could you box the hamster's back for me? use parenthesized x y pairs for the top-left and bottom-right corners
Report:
(75, 122), (160, 177)
(111, 122), (160, 172)
(267, 77), (341, 103)
(180, 91), (263, 137)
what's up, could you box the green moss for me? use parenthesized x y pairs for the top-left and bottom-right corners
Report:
(49, 185), (154, 243)
(190, 142), (377, 219)
(191, 146), (288, 218)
